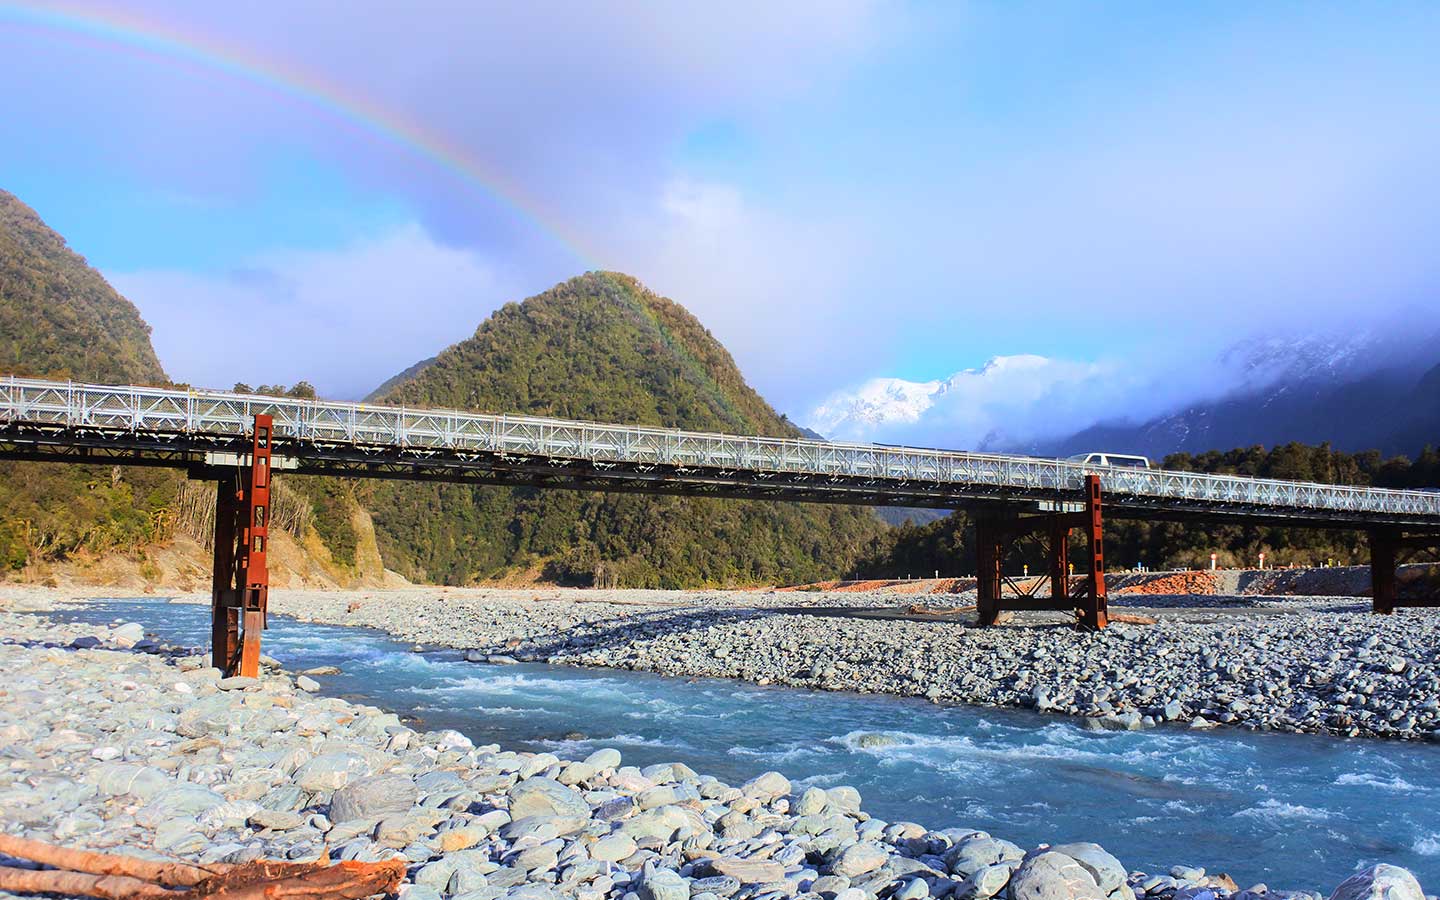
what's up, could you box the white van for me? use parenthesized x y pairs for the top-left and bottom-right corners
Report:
(1066, 452), (1151, 469)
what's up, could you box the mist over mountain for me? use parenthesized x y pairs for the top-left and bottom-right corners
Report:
(1048, 331), (1440, 461)
(808, 326), (1440, 463)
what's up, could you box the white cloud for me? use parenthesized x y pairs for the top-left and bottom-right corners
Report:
(109, 223), (513, 399)
(807, 355), (1123, 448)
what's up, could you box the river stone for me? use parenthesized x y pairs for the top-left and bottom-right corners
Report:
(111, 622), (146, 647)
(437, 825), (487, 852)
(590, 832), (638, 863)
(249, 809), (305, 830)
(947, 837), (1025, 878)
(638, 785), (681, 810)
(1328, 865), (1424, 900)
(135, 784), (227, 828)
(638, 868), (690, 900)
(620, 806), (697, 841)
(895, 878), (932, 900)
(796, 786), (829, 816)
(511, 844), (559, 872)
(508, 776), (589, 821)
(559, 761), (597, 786)
(1007, 852), (1104, 900)
(826, 787), (863, 814)
(713, 858), (786, 884)
(331, 774), (418, 822)
(833, 842), (890, 878)
(585, 748), (622, 770)
(91, 763), (170, 799)
(296, 675), (321, 692)
(293, 752), (371, 791)
(1050, 843), (1125, 893)
(957, 863), (1018, 900)
(505, 886), (562, 900)
(741, 771), (791, 799)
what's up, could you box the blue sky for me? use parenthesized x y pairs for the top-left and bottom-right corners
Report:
(3, 2), (1439, 446)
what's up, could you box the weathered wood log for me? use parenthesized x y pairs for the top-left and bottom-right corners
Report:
(0, 866), (175, 900)
(0, 835), (218, 887)
(0, 836), (406, 899)
(185, 858), (407, 899)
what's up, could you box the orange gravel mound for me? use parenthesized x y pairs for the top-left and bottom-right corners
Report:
(1113, 571), (1220, 595)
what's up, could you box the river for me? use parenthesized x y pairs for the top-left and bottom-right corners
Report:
(43, 598), (1440, 890)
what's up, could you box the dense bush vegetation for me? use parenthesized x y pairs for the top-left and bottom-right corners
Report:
(364, 272), (884, 586)
(0, 190), (180, 572)
(861, 442), (1440, 577)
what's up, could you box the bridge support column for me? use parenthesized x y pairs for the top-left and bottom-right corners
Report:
(1048, 517), (1070, 608)
(208, 414), (273, 677)
(1078, 474), (1108, 631)
(211, 478), (240, 671)
(975, 514), (1005, 627)
(1370, 528), (1398, 615)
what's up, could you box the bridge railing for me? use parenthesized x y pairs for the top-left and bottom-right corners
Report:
(3, 376), (1439, 519)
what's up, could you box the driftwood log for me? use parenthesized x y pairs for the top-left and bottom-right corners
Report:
(0, 835), (405, 899)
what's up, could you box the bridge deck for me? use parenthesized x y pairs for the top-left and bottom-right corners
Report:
(3, 376), (1439, 529)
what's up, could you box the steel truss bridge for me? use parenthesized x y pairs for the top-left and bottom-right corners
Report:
(3, 377), (1438, 669)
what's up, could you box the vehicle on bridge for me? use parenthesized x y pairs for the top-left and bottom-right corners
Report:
(1065, 452), (1151, 469)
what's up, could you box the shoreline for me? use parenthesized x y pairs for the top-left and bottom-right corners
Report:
(1, 603), (1433, 900)
(145, 584), (1440, 743)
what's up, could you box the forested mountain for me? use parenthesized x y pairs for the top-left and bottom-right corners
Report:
(861, 441), (1440, 577)
(0, 190), (175, 570)
(354, 272), (883, 587)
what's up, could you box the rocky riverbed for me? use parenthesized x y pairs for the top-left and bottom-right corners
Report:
(187, 586), (1440, 742)
(0, 610), (1433, 900)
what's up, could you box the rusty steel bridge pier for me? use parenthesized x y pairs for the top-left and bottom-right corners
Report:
(3, 377), (1440, 673)
(976, 474), (1110, 630)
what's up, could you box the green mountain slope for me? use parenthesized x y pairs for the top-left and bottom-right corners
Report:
(0, 191), (174, 571)
(0, 190), (165, 383)
(362, 272), (883, 587)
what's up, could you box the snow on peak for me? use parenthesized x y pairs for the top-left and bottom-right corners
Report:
(805, 354), (1108, 445)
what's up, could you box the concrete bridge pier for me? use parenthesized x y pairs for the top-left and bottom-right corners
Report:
(976, 473), (1108, 630)
(203, 414), (274, 677)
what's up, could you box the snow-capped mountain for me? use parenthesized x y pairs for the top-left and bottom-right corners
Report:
(805, 355), (1108, 447)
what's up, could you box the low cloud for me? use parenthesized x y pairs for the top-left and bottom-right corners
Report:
(109, 223), (513, 399)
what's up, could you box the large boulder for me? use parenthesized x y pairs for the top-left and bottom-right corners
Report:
(833, 842), (890, 878)
(507, 776), (590, 821)
(1328, 866), (1425, 900)
(1050, 844), (1125, 894)
(741, 771), (791, 800)
(957, 863), (1019, 900)
(1007, 851), (1105, 900)
(330, 774), (418, 823)
(947, 836), (1025, 879)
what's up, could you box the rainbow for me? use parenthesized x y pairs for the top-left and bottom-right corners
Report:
(0, 1), (595, 263)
